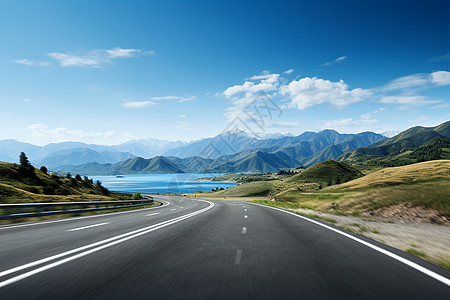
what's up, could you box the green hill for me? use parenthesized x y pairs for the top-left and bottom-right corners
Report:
(340, 121), (450, 164)
(142, 156), (184, 173)
(289, 160), (363, 184)
(0, 161), (120, 204)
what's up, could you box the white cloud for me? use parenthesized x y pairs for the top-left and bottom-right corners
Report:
(16, 47), (153, 68)
(107, 47), (141, 58)
(151, 95), (197, 103)
(14, 59), (49, 66)
(223, 72), (281, 122)
(428, 53), (450, 62)
(28, 124), (116, 141)
(379, 95), (440, 106)
(323, 56), (347, 66)
(178, 114), (187, 118)
(121, 101), (156, 108)
(382, 74), (429, 91)
(48, 52), (105, 67)
(430, 71), (450, 86)
(281, 77), (371, 110)
(322, 117), (378, 132)
(269, 121), (299, 128)
(382, 71), (450, 91)
(283, 69), (294, 74)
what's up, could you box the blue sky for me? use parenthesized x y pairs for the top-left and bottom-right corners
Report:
(1, 0), (449, 145)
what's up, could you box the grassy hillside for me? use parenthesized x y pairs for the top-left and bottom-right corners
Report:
(202, 160), (450, 221)
(0, 161), (127, 204)
(340, 121), (450, 164)
(289, 160), (363, 184)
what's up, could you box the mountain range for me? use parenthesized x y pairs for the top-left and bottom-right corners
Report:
(6, 122), (448, 175)
(54, 129), (387, 175)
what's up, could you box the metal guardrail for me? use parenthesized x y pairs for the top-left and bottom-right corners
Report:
(0, 197), (154, 220)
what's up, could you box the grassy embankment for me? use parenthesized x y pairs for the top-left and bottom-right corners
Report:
(196, 160), (450, 219)
(0, 161), (160, 224)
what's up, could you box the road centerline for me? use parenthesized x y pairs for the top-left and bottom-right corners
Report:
(67, 222), (109, 232)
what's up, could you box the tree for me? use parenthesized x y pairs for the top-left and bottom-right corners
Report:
(66, 172), (72, 179)
(75, 174), (82, 181)
(336, 177), (341, 184)
(40, 166), (48, 174)
(19, 152), (29, 167)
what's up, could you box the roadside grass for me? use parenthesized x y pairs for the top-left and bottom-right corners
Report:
(405, 248), (428, 259)
(207, 181), (276, 197)
(438, 259), (450, 271)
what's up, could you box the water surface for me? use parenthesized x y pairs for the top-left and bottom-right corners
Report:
(90, 173), (236, 194)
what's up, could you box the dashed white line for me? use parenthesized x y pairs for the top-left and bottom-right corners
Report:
(67, 222), (109, 232)
(171, 209), (176, 211)
(244, 209), (247, 212)
(244, 215), (248, 219)
(234, 249), (242, 265)
(242, 227), (247, 234)
(146, 213), (159, 217)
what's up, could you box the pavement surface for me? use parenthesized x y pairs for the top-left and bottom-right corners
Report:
(1, 195), (449, 299)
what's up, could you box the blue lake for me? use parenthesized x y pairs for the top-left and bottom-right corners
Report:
(90, 173), (237, 194)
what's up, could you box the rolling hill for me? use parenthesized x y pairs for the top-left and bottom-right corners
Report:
(289, 160), (363, 184)
(340, 121), (450, 164)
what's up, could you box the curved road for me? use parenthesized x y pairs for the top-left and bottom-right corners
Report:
(0, 196), (449, 299)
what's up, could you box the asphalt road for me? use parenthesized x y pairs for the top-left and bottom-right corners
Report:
(0, 196), (449, 299)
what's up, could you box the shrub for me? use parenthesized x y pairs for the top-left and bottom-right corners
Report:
(43, 186), (55, 195)
(132, 192), (143, 200)
(75, 174), (82, 181)
(56, 188), (70, 195)
(40, 166), (48, 174)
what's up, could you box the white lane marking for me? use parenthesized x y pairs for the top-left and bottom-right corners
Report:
(0, 200), (170, 231)
(244, 215), (248, 219)
(180, 207), (184, 208)
(0, 200), (214, 288)
(244, 209), (247, 212)
(242, 227), (247, 234)
(234, 249), (242, 265)
(248, 202), (450, 287)
(171, 209), (176, 211)
(67, 223), (109, 232)
(146, 213), (159, 217)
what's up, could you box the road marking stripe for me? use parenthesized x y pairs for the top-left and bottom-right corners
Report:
(0, 200), (214, 284)
(242, 227), (247, 234)
(249, 202), (450, 287)
(234, 249), (242, 265)
(146, 213), (159, 216)
(67, 223), (109, 232)
(244, 215), (248, 219)
(244, 209), (247, 212)
(171, 209), (176, 211)
(0, 199), (170, 231)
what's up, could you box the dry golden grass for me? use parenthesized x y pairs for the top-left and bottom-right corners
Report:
(330, 160), (450, 190)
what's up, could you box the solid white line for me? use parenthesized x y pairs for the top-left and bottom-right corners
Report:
(0, 200), (214, 288)
(67, 222), (109, 232)
(146, 213), (159, 217)
(234, 249), (242, 265)
(249, 202), (450, 287)
(242, 227), (247, 234)
(0, 200), (170, 231)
